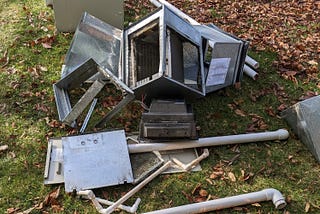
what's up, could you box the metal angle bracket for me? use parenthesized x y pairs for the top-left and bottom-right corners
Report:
(53, 58), (108, 126)
(44, 138), (64, 185)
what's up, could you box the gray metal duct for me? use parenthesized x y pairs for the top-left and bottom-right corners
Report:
(281, 95), (320, 162)
(123, 6), (206, 101)
(62, 12), (122, 78)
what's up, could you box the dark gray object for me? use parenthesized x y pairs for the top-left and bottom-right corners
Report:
(139, 100), (197, 139)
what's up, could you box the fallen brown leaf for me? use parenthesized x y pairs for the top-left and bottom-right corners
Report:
(42, 42), (52, 49)
(305, 202), (311, 212)
(228, 172), (236, 182)
(251, 202), (261, 207)
(194, 196), (206, 203)
(234, 109), (246, 117)
(199, 189), (208, 197)
(7, 208), (19, 214)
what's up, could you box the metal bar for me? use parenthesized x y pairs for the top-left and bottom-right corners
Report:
(78, 190), (141, 213)
(80, 98), (98, 134)
(95, 93), (135, 128)
(44, 140), (52, 179)
(97, 197), (141, 213)
(63, 79), (106, 125)
(172, 148), (209, 171)
(149, 0), (199, 25)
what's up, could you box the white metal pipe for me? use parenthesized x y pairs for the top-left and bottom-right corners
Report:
(143, 188), (286, 214)
(245, 56), (260, 69)
(128, 129), (289, 154)
(102, 161), (172, 214)
(244, 64), (259, 80)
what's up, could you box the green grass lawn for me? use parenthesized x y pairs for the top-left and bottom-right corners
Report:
(0, 0), (319, 213)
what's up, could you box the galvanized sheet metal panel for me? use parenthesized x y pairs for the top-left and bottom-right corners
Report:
(63, 130), (133, 192)
(63, 12), (122, 78)
(282, 95), (320, 162)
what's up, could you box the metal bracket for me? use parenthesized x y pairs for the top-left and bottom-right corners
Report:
(54, 58), (108, 127)
(44, 138), (64, 185)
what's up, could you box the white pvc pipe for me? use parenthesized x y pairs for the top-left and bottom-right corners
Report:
(149, 0), (200, 25)
(102, 161), (172, 214)
(244, 64), (259, 80)
(245, 56), (260, 69)
(150, 0), (162, 8)
(143, 188), (286, 214)
(97, 198), (141, 213)
(128, 129), (289, 154)
(172, 149), (209, 171)
(77, 190), (141, 213)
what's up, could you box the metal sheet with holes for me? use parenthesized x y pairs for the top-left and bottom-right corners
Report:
(63, 130), (133, 192)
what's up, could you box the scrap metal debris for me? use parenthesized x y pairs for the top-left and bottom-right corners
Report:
(45, 0), (290, 213)
(282, 95), (320, 162)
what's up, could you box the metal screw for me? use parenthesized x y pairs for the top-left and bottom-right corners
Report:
(81, 141), (86, 145)
(93, 139), (98, 144)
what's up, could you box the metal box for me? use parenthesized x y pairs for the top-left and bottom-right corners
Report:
(194, 25), (248, 93)
(139, 100), (197, 139)
(123, 6), (205, 101)
(60, 5), (247, 105)
(52, 0), (123, 32)
(54, 58), (134, 128)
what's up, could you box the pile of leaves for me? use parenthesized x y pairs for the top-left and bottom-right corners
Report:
(125, 0), (320, 83)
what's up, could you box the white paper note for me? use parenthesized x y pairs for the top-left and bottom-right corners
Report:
(206, 58), (231, 86)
